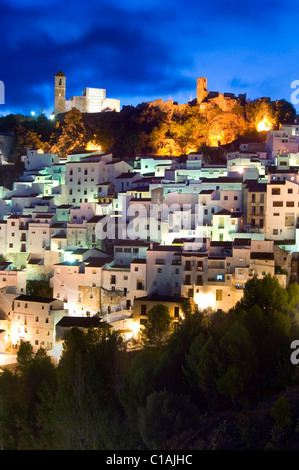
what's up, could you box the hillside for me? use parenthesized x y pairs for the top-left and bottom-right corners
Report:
(0, 97), (296, 160)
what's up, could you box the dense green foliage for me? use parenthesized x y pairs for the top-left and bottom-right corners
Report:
(2, 275), (299, 449)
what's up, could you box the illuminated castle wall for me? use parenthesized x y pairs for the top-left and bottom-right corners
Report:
(196, 77), (246, 112)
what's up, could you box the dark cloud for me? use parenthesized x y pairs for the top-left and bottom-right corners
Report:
(0, 0), (299, 115)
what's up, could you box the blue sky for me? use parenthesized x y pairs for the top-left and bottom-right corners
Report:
(1, 0), (299, 116)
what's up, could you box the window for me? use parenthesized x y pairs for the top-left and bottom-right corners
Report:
(157, 268), (162, 273)
(286, 201), (294, 207)
(174, 306), (180, 318)
(273, 201), (283, 207)
(141, 304), (147, 316)
(272, 188), (281, 195)
(288, 188), (293, 194)
(273, 229), (278, 235)
(185, 260), (191, 271)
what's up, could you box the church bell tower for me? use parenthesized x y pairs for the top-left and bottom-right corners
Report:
(54, 71), (66, 114)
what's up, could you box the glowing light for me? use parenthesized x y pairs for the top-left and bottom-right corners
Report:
(49, 342), (63, 363)
(132, 322), (140, 337)
(238, 167), (244, 174)
(10, 326), (20, 347)
(86, 141), (101, 151)
(257, 118), (273, 132)
(194, 291), (216, 310)
(30, 111), (35, 116)
(49, 114), (55, 120)
(63, 252), (77, 264)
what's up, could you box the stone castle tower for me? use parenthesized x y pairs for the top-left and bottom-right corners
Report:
(197, 77), (208, 104)
(54, 71), (66, 114)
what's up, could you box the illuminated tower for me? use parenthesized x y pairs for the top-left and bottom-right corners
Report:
(197, 77), (208, 104)
(54, 71), (66, 114)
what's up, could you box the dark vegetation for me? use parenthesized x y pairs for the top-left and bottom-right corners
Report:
(1, 275), (299, 449)
(26, 280), (53, 298)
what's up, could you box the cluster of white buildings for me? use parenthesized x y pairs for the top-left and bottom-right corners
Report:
(1, 122), (299, 360)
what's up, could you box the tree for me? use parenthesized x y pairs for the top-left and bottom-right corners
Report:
(273, 100), (296, 124)
(138, 390), (200, 449)
(0, 370), (23, 449)
(51, 109), (92, 157)
(17, 341), (34, 372)
(26, 280), (53, 298)
(185, 335), (221, 407)
(12, 124), (45, 157)
(141, 304), (172, 348)
(235, 274), (289, 315)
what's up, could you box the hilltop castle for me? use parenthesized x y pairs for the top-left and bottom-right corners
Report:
(149, 77), (246, 113)
(54, 71), (120, 115)
(196, 77), (246, 112)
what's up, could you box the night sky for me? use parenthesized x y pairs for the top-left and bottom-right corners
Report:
(1, 0), (299, 116)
